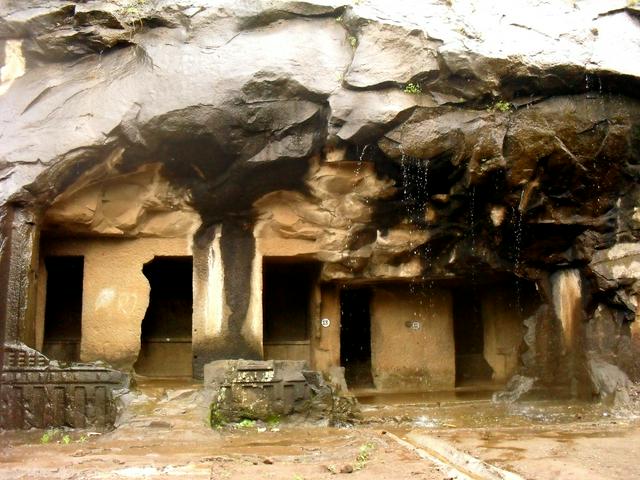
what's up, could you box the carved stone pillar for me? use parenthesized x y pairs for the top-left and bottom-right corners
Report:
(192, 220), (261, 379)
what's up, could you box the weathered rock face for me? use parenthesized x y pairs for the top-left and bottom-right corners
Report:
(1, 0), (640, 420)
(2, 0), (640, 209)
(43, 162), (200, 237)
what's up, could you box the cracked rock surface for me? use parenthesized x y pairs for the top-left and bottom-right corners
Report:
(1, 0), (640, 208)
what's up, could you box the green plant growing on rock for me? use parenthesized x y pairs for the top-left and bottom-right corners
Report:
(40, 429), (55, 444)
(489, 99), (514, 112)
(354, 442), (375, 470)
(404, 82), (422, 94)
(266, 414), (281, 427)
(40, 428), (74, 445)
(118, 0), (149, 30)
(119, 0), (147, 15)
(348, 35), (358, 48)
(237, 418), (256, 428)
(209, 406), (228, 428)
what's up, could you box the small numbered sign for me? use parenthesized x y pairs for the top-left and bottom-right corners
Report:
(321, 318), (331, 328)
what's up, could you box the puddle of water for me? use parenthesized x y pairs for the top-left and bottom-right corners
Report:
(413, 416), (441, 428)
(3, 377), (639, 480)
(358, 390), (638, 430)
(4, 377), (636, 457)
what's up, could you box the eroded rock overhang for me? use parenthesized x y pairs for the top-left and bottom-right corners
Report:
(1, 0), (640, 427)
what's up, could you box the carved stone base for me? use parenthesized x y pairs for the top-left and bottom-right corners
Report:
(204, 359), (359, 426)
(0, 343), (128, 429)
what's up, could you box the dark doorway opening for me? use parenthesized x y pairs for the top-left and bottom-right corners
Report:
(262, 259), (318, 361)
(43, 256), (84, 362)
(453, 287), (493, 386)
(134, 256), (193, 377)
(340, 288), (374, 388)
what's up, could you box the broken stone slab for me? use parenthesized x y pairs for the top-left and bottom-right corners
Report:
(203, 359), (359, 427)
(0, 342), (129, 429)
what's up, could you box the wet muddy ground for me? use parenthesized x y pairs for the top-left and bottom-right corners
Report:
(1, 381), (639, 479)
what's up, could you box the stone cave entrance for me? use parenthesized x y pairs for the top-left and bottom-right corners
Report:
(452, 287), (493, 386)
(340, 287), (374, 389)
(335, 279), (533, 393)
(134, 256), (193, 377)
(262, 259), (318, 362)
(42, 256), (84, 362)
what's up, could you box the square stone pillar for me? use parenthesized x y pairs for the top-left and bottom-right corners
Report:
(0, 207), (11, 373)
(192, 221), (262, 378)
(311, 283), (341, 372)
(0, 206), (39, 350)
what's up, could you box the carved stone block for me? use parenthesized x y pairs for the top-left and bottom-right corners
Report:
(0, 343), (128, 430)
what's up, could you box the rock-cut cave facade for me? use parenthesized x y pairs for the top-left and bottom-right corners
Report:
(1, 0), (640, 428)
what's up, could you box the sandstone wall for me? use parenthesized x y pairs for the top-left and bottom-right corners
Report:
(40, 237), (192, 370)
(370, 285), (455, 391)
(481, 285), (526, 383)
(2, 0), (640, 399)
